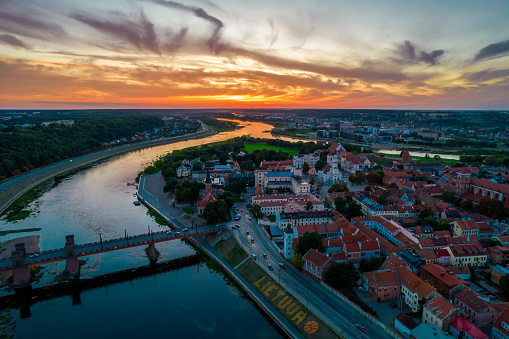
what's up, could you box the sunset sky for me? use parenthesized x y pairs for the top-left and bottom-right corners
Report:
(0, 0), (508, 110)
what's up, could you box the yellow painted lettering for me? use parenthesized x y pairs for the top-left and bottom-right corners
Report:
(292, 311), (307, 325)
(272, 290), (285, 302)
(278, 296), (291, 309)
(264, 284), (278, 297)
(261, 282), (271, 291)
(254, 276), (266, 288)
(286, 303), (299, 315)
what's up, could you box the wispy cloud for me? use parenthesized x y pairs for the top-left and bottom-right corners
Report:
(0, 34), (29, 49)
(393, 40), (444, 66)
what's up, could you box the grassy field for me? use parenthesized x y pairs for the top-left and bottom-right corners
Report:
(244, 143), (299, 155)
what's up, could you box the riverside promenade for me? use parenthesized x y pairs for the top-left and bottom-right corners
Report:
(137, 174), (303, 339)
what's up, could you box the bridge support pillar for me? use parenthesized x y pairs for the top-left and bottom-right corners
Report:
(65, 235), (80, 278)
(145, 243), (160, 262)
(12, 244), (32, 289)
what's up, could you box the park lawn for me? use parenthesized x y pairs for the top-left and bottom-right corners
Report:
(244, 143), (299, 155)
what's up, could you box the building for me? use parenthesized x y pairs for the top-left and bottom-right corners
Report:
(410, 322), (454, 339)
(400, 266), (437, 313)
(276, 210), (334, 231)
(343, 240), (380, 264)
(449, 315), (488, 339)
(363, 269), (401, 301)
(446, 244), (487, 267)
(454, 288), (499, 327)
(291, 176), (311, 195)
(197, 172), (217, 215)
(395, 313), (419, 338)
(177, 166), (191, 178)
(419, 263), (469, 299)
(422, 295), (460, 330)
(491, 265), (509, 285)
(402, 150), (413, 164)
(263, 171), (293, 190)
(453, 220), (480, 237)
(492, 308), (509, 339)
(302, 249), (332, 281)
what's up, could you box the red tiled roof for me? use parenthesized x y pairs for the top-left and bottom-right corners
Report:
(421, 263), (469, 288)
(303, 249), (332, 268)
(424, 295), (459, 321)
(450, 315), (488, 339)
(455, 288), (493, 313)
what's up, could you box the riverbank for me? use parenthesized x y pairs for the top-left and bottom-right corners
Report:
(0, 123), (215, 215)
(214, 236), (339, 338)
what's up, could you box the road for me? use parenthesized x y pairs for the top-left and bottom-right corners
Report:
(0, 226), (219, 272)
(229, 201), (396, 339)
(0, 121), (213, 213)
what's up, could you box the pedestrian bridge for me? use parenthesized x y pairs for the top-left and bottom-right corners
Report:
(0, 226), (220, 288)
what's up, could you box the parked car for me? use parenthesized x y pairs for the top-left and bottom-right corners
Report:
(268, 264), (273, 270)
(166, 230), (172, 234)
(251, 239), (255, 243)
(246, 231), (250, 235)
(263, 254), (268, 259)
(251, 253), (256, 258)
(279, 263), (285, 268)
(358, 287), (366, 292)
(175, 231), (180, 235)
(183, 228), (189, 232)
(29, 254), (39, 258)
(248, 216), (252, 220)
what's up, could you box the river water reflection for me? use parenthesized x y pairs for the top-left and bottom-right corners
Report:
(0, 120), (293, 338)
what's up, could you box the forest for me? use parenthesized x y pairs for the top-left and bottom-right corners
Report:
(0, 116), (165, 180)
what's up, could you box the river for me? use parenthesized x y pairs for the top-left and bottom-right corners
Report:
(0, 120), (290, 338)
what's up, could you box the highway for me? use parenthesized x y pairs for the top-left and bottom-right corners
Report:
(0, 226), (220, 272)
(229, 201), (397, 339)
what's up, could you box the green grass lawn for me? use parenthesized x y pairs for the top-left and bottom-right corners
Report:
(244, 143), (299, 155)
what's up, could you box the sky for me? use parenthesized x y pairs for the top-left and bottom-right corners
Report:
(0, 0), (508, 110)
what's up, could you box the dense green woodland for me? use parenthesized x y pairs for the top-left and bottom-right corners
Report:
(0, 116), (164, 180)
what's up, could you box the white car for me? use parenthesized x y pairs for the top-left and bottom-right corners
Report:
(30, 254), (39, 258)
(358, 287), (366, 292)
(248, 216), (252, 220)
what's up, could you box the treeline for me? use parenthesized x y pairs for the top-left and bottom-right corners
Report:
(0, 116), (164, 180)
(396, 137), (497, 149)
(200, 117), (238, 132)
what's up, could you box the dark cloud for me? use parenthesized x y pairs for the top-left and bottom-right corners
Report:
(396, 40), (416, 60)
(474, 38), (509, 61)
(151, 0), (226, 54)
(0, 34), (29, 49)
(419, 50), (444, 65)
(72, 10), (161, 54)
(463, 69), (509, 82)
(394, 40), (444, 66)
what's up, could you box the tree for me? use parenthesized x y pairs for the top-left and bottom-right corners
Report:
(436, 221), (450, 231)
(225, 180), (247, 195)
(192, 162), (203, 171)
(296, 232), (326, 255)
(324, 262), (360, 289)
(346, 201), (363, 220)
(500, 274), (509, 300)
(334, 196), (347, 214)
(460, 198), (473, 211)
(328, 183), (348, 193)
(419, 206), (433, 220)
(240, 160), (255, 171)
(376, 195), (392, 206)
(291, 253), (303, 270)
(441, 189), (456, 203)
(203, 200), (229, 224)
(305, 201), (313, 211)
(366, 172), (381, 184)
(364, 185), (372, 191)
(315, 160), (326, 171)
(252, 204), (264, 219)
(359, 257), (383, 272)
(422, 215), (437, 228)
(484, 239), (502, 248)
(302, 162), (310, 175)
(265, 188), (273, 195)
(479, 199), (509, 220)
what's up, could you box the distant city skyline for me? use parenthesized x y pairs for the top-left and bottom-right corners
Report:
(0, 0), (508, 109)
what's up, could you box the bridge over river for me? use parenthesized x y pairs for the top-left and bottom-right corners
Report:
(0, 226), (220, 288)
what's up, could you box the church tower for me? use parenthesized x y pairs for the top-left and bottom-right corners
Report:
(456, 167), (471, 195)
(205, 170), (212, 193)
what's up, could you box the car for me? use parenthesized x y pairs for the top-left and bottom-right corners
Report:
(182, 228), (189, 232)
(29, 254), (39, 258)
(175, 231), (181, 235)
(263, 254), (268, 259)
(279, 263), (285, 268)
(251, 239), (255, 243)
(241, 209), (243, 212)
(389, 303), (397, 308)
(233, 205), (236, 208)
(235, 224), (240, 228)
(358, 287), (366, 292)
(166, 230), (172, 234)
(354, 324), (366, 333)
(248, 216), (252, 220)
(246, 231), (250, 235)
(251, 253), (257, 258)
(268, 264), (273, 270)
